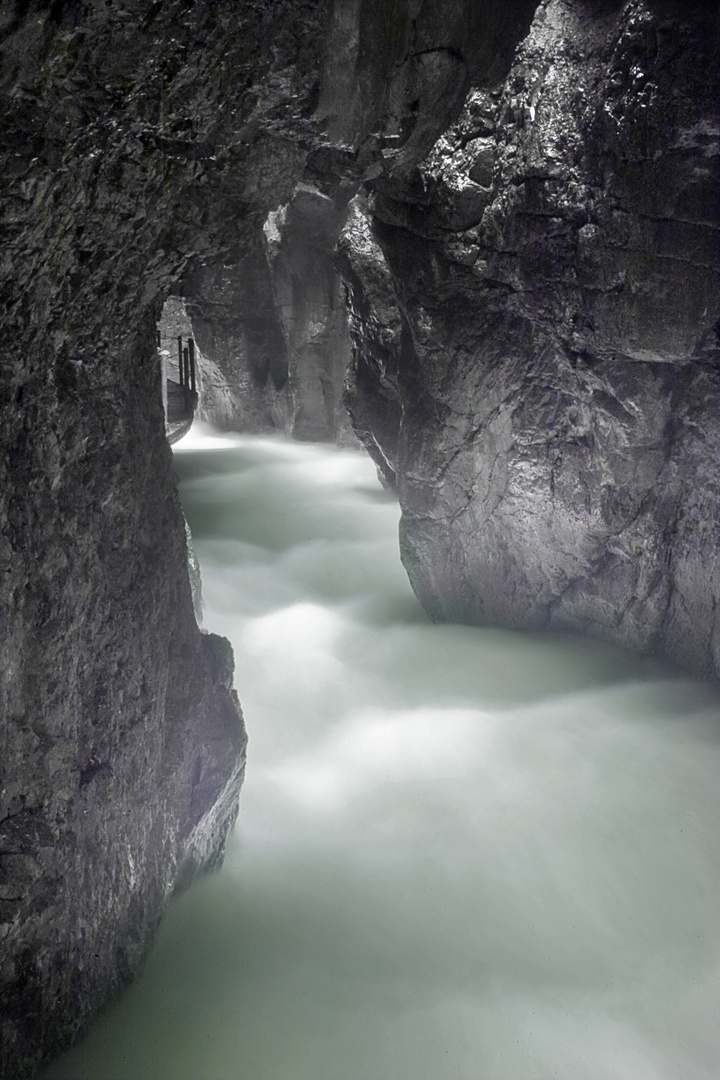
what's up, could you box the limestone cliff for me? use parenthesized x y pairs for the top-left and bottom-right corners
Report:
(340, 0), (720, 677)
(0, 1), (324, 1074)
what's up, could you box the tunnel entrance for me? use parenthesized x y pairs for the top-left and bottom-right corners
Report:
(157, 296), (198, 443)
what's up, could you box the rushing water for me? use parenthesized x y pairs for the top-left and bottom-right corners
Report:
(45, 424), (720, 1080)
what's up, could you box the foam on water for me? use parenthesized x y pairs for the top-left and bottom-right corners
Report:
(44, 423), (720, 1080)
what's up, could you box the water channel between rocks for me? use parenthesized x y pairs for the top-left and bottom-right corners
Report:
(44, 423), (720, 1080)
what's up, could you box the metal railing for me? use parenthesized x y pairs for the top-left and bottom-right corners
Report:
(156, 330), (198, 426)
(177, 335), (197, 404)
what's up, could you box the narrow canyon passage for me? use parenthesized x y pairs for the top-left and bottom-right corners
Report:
(44, 425), (720, 1080)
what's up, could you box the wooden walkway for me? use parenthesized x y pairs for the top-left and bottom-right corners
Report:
(166, 379), (197, 444)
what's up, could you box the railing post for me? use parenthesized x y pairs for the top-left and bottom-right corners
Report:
(161, 352), (168, 424)
(188, 337), (196, 394)
(177, 336), (184, 387)
(183, 346), (190, 412)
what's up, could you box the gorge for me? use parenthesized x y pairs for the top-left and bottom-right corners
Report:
(1, 0), (718, 1076)
(43, 425), (720, 1079)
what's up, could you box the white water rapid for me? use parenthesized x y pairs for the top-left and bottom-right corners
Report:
(45, 424), (720, 1080)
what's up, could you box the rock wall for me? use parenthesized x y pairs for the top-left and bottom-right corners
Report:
(184, 240), (294, 434)
(264, 185), (356, 443)
(183, 208), (356, 444)
(0, 1), (538, 1074)
(0, 1), (324, 1074)
(10, 0), (715, 1071)
(181, 0), (538, 442)
(340, 0), (720, 677)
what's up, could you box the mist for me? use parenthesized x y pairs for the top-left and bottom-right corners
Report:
(44, 424), (720, 1080)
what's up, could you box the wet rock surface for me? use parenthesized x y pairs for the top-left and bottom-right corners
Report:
(183, 205), (357, 444)
(184, 239), (293, 434)
(180, 0), (538, 443)
(0, 1), (323, 1074)
(340, 0), (720, 676)
(4, 0), (719, 1073)
(264, 185), (356, 443)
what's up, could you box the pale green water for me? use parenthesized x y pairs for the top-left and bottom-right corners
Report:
(45, 424), (720, 1080)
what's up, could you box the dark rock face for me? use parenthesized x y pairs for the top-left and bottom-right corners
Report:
(317, 0), (538, 170)
(265, 184), (356, 443)
(181, 0), (539, 443)
(185, 192), (356, 443)
(0, 1), (540, 1074)
(0, 0), (326, 1074)
(10, 0), (718, 1071)
(184, 240), (293, 434)
(0, 298), (247, 1078)
(340, 0), (720, 676)
(338, 198), (406, 483)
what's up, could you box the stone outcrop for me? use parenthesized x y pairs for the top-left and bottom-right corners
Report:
(264, 184), (356, 443)
(184, 240), (293, 434)
(339, 0), (720, 677)
(0, 1), (539, 1074)
(183, 206), (357, 444)
(0, 1), (323, 1075)
(181, 0), (539, 442)
(0, 290), (247, 1078)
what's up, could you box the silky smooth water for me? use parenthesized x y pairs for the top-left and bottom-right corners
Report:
(45, 424), (720, 1080)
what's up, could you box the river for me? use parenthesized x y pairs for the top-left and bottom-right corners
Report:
(44, 423), (720, 1080)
